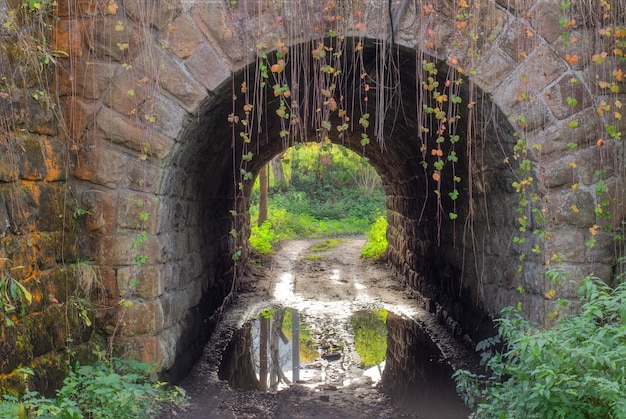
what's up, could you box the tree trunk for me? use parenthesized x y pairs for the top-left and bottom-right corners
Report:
(258, 165), (268, 226)
(271, 155), (286, 189)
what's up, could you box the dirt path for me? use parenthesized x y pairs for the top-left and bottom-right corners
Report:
(160, 238), (477, 419)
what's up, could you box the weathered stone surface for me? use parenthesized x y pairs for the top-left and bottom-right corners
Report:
(95, 234), (162, 265)
(495, 46), (568, 112)
(116, 335), (164, 367)
(139, 93), (188, 140)
(103, 70), (148, 116)
(159, 13), (204, 58)
(59, 61), (119, 100)
(185, 43), (231, 92)
(474, 48), (516, 93)
(16, 135), (47, 181)
(117, 265), (162, 298)
(544, 75), (592, 120)
(121, 299), (164, 335)
(86, 17), (138, 62)
(73, 138), (128, 188)
(124, 159), (164, 194)
(41, 137), (68, 182)
(121, 0), (182, 30)
(499, 20), (540, 63)
(94, 106), (175, 159)
(116, 191), (158, 233)
(544, 188), (596, 226)
(529, 0), (569, 44)
(51, 19), (83, 59)
(131, 48), (206, 113)
(82, 189), (116, 234)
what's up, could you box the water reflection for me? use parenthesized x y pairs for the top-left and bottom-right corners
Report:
(220, 308), (469, 417)
(381, 312), (470, 418)
(218, 308), (315, 391)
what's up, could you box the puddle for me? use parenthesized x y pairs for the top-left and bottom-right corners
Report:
(218, 307), (470, 417)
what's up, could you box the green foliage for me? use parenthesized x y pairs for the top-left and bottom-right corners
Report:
(0, 358), (186, 418)
(361, 216), (388, 259)
(1, 261), (33, 326)
(248, 143), (384, 254)
(249, 221), (277, 254)
(454, 277), (626, 418)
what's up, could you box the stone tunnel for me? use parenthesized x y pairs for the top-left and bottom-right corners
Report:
(1, 0), (625, 389)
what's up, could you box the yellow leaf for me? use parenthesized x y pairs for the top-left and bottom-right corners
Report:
(615, 112), (622, 120)
(544, 289), (556, 300)
(598, 81), (611, 89)
(571, 204), (579, 213)
(107, 1), (118, 15)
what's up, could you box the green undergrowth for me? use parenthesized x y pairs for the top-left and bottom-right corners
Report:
(454, 276), (626, 418)
(0, 358), (186, 419)
(360, 216), (388, 259)
(250, 208), (372, 254)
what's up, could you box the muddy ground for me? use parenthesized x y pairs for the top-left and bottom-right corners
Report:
(160, 237), (479, 419)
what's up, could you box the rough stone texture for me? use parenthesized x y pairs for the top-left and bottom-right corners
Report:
(2, 0), (624, 394)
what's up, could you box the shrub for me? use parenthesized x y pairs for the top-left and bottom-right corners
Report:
(361, 216), (388, 259)
(454, 277), (626, 418)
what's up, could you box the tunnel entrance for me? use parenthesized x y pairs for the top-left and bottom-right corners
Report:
(159, 37), (518, 381)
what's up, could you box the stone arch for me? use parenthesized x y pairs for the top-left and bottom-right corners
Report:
(55, 0), (623, 379)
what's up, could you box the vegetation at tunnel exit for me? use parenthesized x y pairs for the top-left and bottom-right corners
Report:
(454, 276), (626, 418)
(249, 143), (386, 254)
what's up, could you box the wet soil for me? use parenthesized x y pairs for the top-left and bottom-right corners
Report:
(160, 237), (479, 419)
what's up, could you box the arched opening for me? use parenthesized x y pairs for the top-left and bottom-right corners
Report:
(158, 38), (520, 380)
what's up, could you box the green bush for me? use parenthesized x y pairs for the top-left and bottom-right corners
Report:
(0, 358), (186, 418)
(454, 276), (626, 418)
(361, 216), (388, 259)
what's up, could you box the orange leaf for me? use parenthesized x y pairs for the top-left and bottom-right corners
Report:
(565, 54), (579, 65)
(432, 172), (441, 181)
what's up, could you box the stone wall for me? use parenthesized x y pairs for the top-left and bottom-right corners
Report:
(0, 0), (101, 396)
(1, 0), (624, 391)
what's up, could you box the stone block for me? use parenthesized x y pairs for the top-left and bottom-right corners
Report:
(185, 43), (231, 92)
(529, 0), (569, 44)
(543, 226), (585, 263)
(498, 20), (540, 63)
(494, 46), (567, 112)
(544, 188), (595, 227)
(36, 184), (67, 232)
(130, 46), (206, 113)
(94, 106), (175, 159)
(124, 159), (163, 194)
(103, 70), (148, 116)
(59, 96), (97, 143)
(121, 0), (182, 30)
(51, 19), (83, 59)
(122, 300), (163, 336)
(139, 93), (188, 140)
(41, 136), (68, 182)
(159, 13), (204, 58)
(117, 265), (162, 299)
(528, 108), (600, 158)
(81, 189), (116, 234)
(59, 61), (119, 100)
(86, 17), (138, 62)
(16, 134), (46, 181)
(473, 48), (516, 93)
(55, 0), (108, 18)
(96, 233), (162, 266)
(116, 335), (164, 368)
(544, 75), (592, 120)
(116, 191), (158, 233)
(72, 137), (128, 189)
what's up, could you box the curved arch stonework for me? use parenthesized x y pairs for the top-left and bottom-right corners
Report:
(52, 0), (625, 377)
